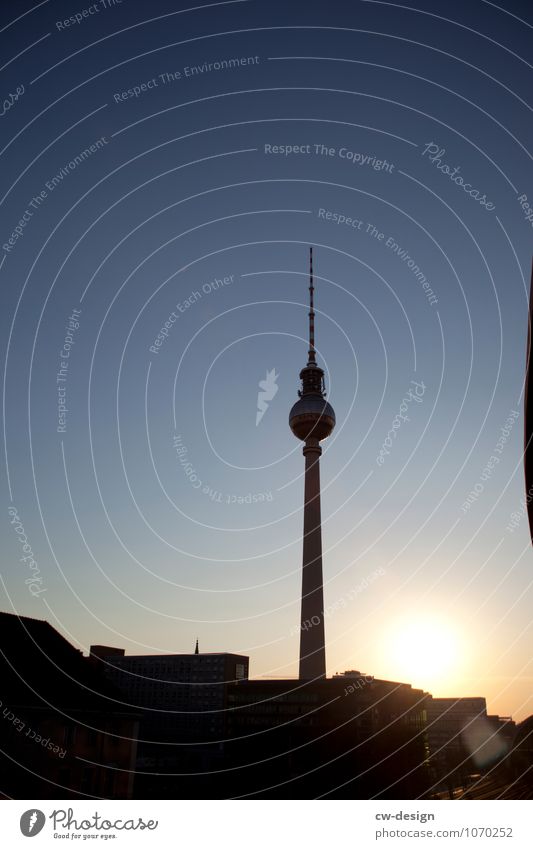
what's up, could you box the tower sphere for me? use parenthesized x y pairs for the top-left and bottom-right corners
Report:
(289, 395), (336, 442)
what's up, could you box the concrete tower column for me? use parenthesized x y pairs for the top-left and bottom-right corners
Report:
(299, 437), (326, 679)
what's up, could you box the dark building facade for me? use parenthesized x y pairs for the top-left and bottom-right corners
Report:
(0, 613), (139, 799)
(509, 715), (533, 793)
(223, 675), (429, 798)
(425, 697), (515, 796)
(525, 261), (533, 541)
(90, 645), (249, 796)
(91, 647), (248, 744)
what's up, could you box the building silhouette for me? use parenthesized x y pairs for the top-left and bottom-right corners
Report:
(89, 645), (249, 797)
(525, 260), (533, 542)
(0, 613), (139, 799)
(90, 645), (248, 746)
(225, 675), (429, 798)
(425, 697), (514, 796)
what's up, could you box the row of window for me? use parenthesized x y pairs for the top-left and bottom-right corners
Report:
(63, 725), (121, 747)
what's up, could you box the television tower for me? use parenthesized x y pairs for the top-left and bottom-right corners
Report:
(289, 247), (336, 679)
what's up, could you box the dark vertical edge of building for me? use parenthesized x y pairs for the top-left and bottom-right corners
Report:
(525, 258), (533, 544)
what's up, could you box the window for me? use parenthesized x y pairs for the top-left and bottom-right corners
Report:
(86, 727), (98, 747)
(103, 768), (116, 797)
(64, 725), (77, 747)
(81, 767), (95, 793)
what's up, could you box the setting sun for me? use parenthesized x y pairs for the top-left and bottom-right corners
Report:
(383, 614), (467, 693)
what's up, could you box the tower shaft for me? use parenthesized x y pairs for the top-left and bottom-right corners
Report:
(299, 438), (326, 679)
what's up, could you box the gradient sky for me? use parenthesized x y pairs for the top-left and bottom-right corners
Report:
(1, 0), (532, 721)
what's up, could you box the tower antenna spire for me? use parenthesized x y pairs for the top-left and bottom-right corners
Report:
(308, 246), (316, 365)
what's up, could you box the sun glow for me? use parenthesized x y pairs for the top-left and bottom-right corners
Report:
(384, 614), (466, 693)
